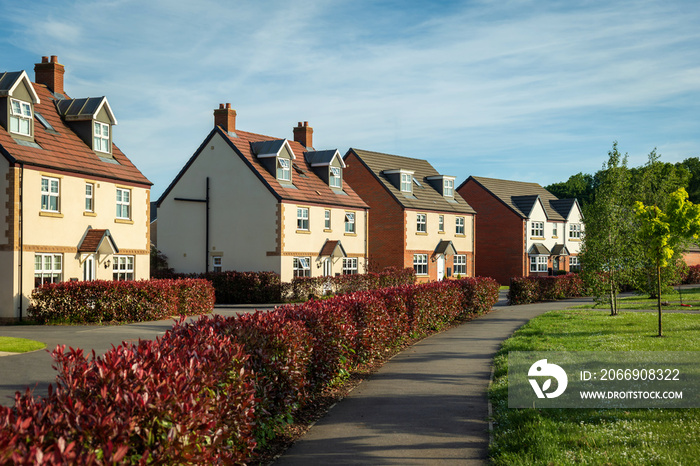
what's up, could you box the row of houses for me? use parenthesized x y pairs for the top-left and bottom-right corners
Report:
(0, 56), (583, 320)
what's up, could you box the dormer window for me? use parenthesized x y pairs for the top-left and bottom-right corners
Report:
(330, 166), (342, 188)
(426, 175), (456, 198)
(443, 178), (454, 197)
(10, 98), (32, 136)
(94, 121), (110, 153)
(401, 173), (412, 192)
(277, 158), (291, 181)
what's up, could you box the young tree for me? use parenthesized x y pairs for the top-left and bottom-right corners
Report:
(579, 142), (638, 315)
(634, 188), (700, 336)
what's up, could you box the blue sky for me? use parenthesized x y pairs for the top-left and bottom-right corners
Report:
(2, 0), (700, 198)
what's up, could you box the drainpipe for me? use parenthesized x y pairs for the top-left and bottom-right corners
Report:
(17, 163), (24, 321)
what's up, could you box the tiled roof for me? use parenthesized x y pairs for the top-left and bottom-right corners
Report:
(78, 229), (118, 253)
(346, 148), (475, 214)
(220, 128), (368, 209)
(319, 239), (346, 258)
(462, 176), (578, 221)
(0, 80), (151, 187)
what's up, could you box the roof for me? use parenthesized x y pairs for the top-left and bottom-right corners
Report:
(462, 176), (578, 221)
(434, 240), (457, 256)
(78, 229), (119, 254)
(319, 239), (347, 258)
(56, 97), (117, 124)
(305, 149), (345, 168)
(529, 243), (550, 255)
(0, 78), (150, 187)
(550, 244), (570, 256)
(346, 148), (475, 214)
(0, 71), (40, 103)
(159, 127), (368, 210)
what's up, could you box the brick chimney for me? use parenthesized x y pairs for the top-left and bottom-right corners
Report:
(214, 103), (236, 133)
(293, 121), (313, 149)
(34, 55), (65, 95)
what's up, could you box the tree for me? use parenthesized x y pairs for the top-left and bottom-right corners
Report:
(579, 142), (639, 315)
(634, 188), (700, 336)
(677, 157), (700, 204)
(545, 172), (595, 207)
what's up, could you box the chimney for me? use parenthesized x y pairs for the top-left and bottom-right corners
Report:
(214, 103), (236, 133)
(293, 121), (313, 149)
(34, 55), (65, 95)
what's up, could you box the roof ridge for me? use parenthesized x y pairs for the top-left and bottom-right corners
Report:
(351, 147), (431, 164)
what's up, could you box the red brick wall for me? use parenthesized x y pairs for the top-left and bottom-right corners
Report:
(344, 151), (406, 271)
(458, 179), (526, 285)
(684, 251), (700, 266)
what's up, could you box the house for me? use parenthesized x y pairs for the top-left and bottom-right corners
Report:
(457, 176), (583, 285)
(156, 105), (369, 281)
(0, 56), (152, 321)
(343, 148), (476, 282)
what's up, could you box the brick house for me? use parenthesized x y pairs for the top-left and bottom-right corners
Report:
(343, 148), (475, 282)
(157, 105), (369, 281)
(0, 56), (152, 320)
(457, 176), (583, 285)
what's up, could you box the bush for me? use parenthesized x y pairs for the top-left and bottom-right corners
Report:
(682, 264), (700, 284)
(28, 279), (214, 324)
(508, 274), (585, 305)
(458, 277), (501, 317)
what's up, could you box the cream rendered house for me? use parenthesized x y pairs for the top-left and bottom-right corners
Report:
(0, 57), (152, 321)
(156, 105), (369, 282)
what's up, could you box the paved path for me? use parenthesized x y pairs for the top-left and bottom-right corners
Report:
(276, 296), (593, 465)
(0, 305), (273, 406)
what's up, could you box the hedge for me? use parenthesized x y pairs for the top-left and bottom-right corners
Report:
(507, 274), (585, 305)
(2, 276), (499, 463)
(682, 264), (700, 284)
(27, 279), (214, 324)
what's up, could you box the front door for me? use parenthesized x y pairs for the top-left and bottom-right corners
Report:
(323, 258), (332, 276)
(437, 254), (445, 281)
(83, 255), (95, 281)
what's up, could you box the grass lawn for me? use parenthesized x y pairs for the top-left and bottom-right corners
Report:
(0, 336), (45, 353)
(575, 287), (700, 311)
(489, 310), (700, 465)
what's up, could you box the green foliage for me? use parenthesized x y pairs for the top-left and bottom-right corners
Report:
(545, 172), (595, 207)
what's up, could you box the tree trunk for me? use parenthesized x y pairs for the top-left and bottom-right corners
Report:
(657, 259), (663, 337)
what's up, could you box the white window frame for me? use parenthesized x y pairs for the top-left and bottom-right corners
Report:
(41, 176), (60, 212)
(400, 173), (412, 193)
(10, 98), (32, 136)
(212, 256), (223, 273)
(454, 255), (467, 275)
(570, 256), (580, 271)
(530, 255), (548, 273)
(443, 178), (454, 197)
(324, 209), (331, 230)
(293, 257), (311, 278)
(116, 188), (131, 219)
(277, 157), (291, 181)
(297, 207), (309, 230)
(569, 223), (582, 239)
(413, 254), (428, 275)
(438, 215), (445, 232)
(85, 183), (94, 212)
(329, 166), (342, 188)
(113, 255), (135, 281)
(34, 253), (62, 287)
(342, 257), (358, 275)
(553, 223), (558, 237)
(531, 221), (544, 237)
(93, 121), (110, 153)
(417, 213), (427, 233)
(345, 212), (355, 233)
(456, 216), (465, 235)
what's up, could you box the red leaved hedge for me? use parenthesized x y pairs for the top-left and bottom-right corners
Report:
(508, 274), (585, 305)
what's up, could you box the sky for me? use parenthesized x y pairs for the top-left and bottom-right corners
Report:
(2, 0), (700, 199)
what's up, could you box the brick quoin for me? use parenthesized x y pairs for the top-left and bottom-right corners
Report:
(458, 179), (526, 285)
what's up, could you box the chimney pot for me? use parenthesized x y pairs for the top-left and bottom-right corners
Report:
(293, 121), (313, 149)
(41, 56), (49, 63)
(34, 55), (65, 94)
(226, 103), (231, 109)
(304, 121), (308, 127)
(219, 103), (225, 109)
(50, 55), (58, 63)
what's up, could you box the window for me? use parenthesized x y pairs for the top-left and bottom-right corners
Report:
(324, 209), (331, 230)
(553, 224), (558, 237)
(400, 173), (412, 192)
(41, 177), (60, 212)
(113, 256), (134, 281)
(329, 166), (342, 188)
(454, 255), (467, 275)
(530, 255), (548, 272)
(531, 221), (544, 237)
(438, 215), (445, 232)
(417, 213), (427, 233)
(85, 183), (94, 212)
(443, 178), (454, 197)
(93, 121), (110, 153)
(277, 158), (291, 181)
(293, 257), (311, 277)
(456, 217), (465, 235)
(116, 188), (131, 219)
(570, 256), (580, 271)
(345, 212), (355, 233)
(212, 256), (222, 273)
(569, 223), (582, 239)
(413, 254), (428, 275)
(34, 253), (62, 287)
(297, 207), (309, 230)
(342, 257), (358, 275)
(10, 98), (32, 136)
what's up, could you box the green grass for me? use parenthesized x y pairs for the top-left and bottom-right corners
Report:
(489, 310), (700, 465)
(0, 336), (46, 353)
(575, 288), (700, 311)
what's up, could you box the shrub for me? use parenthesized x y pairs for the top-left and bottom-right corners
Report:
(508, 274), (585, 305)
(458, 277), (501, 317)
(682, 264), (700, 284)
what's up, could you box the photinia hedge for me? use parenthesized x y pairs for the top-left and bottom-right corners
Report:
(507, 274), (584, 305)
